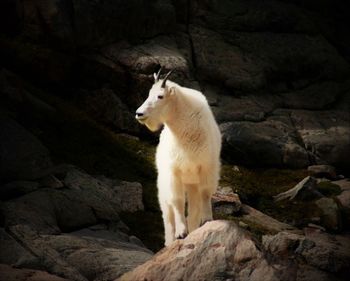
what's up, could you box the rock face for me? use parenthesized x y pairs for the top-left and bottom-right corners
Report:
(1, 0), (349, 170)
(0, 264), (70, 281)
(0, 117), (53, 182)
(117, 220), (350, 281)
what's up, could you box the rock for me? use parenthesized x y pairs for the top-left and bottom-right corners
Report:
(274, 176), (322, 201)
(7, 224), (88, 281)
(0, 228), (39, 268)
(263, 230), (350, 276)
(43, 232), (152, 281)
(301, 231), (350, 274)
(1, 167), (127, 234)
(332, 179), (350, 192)
(190, 26), (265, 91)
(97, 176), (144, 212)
(289, 109), (350, 170)
(220, 119), (310, 168)
(0, 181), (39, 200)
(212, 186), (241, 215)
(118, 220), (347, 281)
(308, 165), (337, 180)
(0, 116), (53, 182)
(17, 0), (176, 48)
(5, 222), (152, 281)
(337, 190), (350, 210)
(315, 198), (342, 231)
(240, 204), (298, 234)
(79, 88), (139, 134)
(39, 175), (64, 189)
(117, 221), (270, 281)
(0, 264), (70, 281)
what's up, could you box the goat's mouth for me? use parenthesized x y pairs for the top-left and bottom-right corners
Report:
(135, 116), (148, 123)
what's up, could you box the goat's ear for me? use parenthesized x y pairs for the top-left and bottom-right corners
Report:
(168, 86), (176, 96)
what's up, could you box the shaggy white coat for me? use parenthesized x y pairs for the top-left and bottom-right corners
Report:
(136, 79), (221, 246)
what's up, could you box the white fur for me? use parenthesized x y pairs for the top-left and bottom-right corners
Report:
(136, 79), (221, 246)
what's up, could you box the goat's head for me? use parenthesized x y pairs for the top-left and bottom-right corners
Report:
(135, 68), (174, 131)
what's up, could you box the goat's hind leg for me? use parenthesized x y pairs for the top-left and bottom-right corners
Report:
(186, 184), (202, 233)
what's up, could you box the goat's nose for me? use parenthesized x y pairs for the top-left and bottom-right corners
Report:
(136, 112), (144, 117)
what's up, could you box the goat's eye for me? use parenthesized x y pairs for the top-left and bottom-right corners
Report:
(158, 95), (164, 99)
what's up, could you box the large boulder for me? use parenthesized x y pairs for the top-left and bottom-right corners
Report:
(0, 264), (70, 281)
(17, 0), (176, 48)
(1, 166), (144, 233)
(220, 118), (310, 168)
(0, 117), (53, 182)
(117, 220), (349, 281)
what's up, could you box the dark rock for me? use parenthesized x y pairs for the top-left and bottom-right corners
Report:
(1, 167), (126, 234)
(0, 264), (70, 281)
(240, 204), (298, 234)
(118, 220), (347, 281)
(7, 224), (88, 281)
(289, 110), (350, 169)
(0, 228), (39, 268)
(17, 0), (176, 48)
(43, 232), (152, 281)
(301, 231), (350, 273)
(0, 117), (53, 182)
(315, 198), (342, 232)
(308, 165), (337, 180)
(94, 176), (145, 213)
(274, 176), (321, 201)
(221, 119), (309, 168)
(0, 181), (39, 200)
(79, 88), (139, 134)
(212, 186), (241, 215)
(263, 230), (350, 276)
(190, 26), (265, 91)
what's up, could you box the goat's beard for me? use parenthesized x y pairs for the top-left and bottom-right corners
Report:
(144, 118), (162, 132)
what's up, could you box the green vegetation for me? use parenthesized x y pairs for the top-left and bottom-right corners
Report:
(317, 181), (342, 197)
(220, 165), (313, 227)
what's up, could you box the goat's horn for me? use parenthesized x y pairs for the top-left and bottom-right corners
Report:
(161, 69), (173, 88)
(154, 67), (162, 82)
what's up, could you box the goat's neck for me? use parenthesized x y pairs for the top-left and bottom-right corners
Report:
(163, 88), (200, 140)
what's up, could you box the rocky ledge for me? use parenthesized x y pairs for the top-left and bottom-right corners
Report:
(118, 220), (350, 281)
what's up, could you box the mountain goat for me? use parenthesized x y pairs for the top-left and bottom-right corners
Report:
(135, 69), (221, 246)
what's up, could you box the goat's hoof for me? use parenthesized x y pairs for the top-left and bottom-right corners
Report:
(175, 232), (188, 240)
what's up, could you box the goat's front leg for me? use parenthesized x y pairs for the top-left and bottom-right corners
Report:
(160, 201), (175, 246)
(170, 175), (187, 239)
(172, 197), (187, 239)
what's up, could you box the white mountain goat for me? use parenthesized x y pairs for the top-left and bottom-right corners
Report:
(135, 69), (221, 246)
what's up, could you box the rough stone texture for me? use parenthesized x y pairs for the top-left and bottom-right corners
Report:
(308, 165), (337, 180)
(221, 119), (310, 168)
(0, 228), (39, 268)
(118, 220), (349, 281)
(212, 186), (241, 215)
(42, 232), (152, 281)
(0, 264), (70, 281)
(2, 222), (152, 281)
(315, 198), (342, 231)
(0, 181), (39, 200)
(0, 117), (53, 182)
(240, 204), (298, 234)
(97, 177), (144, 212)
(79, 88), (139, 134)
(289, 110), (350, 168)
